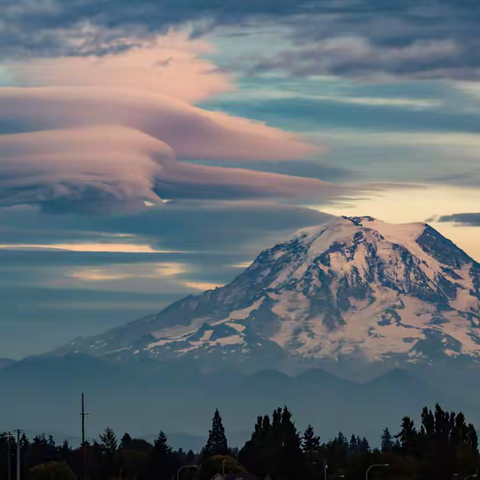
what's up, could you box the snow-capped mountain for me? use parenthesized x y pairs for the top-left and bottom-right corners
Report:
(56, 216), (480, 378)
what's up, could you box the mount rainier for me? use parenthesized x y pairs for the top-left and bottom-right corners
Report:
(57, 215), (480, 379)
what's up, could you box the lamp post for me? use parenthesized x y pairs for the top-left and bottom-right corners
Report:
(366, 464), (389, 480)
(176, 464), (198, 480)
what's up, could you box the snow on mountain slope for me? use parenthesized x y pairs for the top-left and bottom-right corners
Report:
(56, 216), (480, 376)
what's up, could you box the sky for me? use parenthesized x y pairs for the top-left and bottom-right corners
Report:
(1, 0), (480, 359)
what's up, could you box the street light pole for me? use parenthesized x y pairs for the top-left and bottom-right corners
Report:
(366, 464), (389, 480)
(176, 464), (198, 480)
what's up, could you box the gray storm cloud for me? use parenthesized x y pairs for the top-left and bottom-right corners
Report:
(2, 0), (479, 80)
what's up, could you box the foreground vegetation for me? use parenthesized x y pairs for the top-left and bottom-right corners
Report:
(0, 404), (478, 480)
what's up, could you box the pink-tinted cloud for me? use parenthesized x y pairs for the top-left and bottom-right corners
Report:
(0, 87), (317, 161)
(0, 34), (335, 214)
(0, 125), (172, 213)
(0, 123), (346, 213)
(7, 32), (233, 103)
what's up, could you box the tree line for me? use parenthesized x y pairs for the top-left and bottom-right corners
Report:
(0, 403), (478, 480)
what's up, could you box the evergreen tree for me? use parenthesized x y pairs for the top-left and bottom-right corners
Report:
(153, 431), (172, 457)
(99, 428), (118, 479)
(47, 436), (55, 449)
(2, 401), (479, 480)
(381, 428), (393, 452)
(240, 406), (303, 480)
(239, 414), (271, 476)
(29, 435), (46, 468)
(99, 427), (118, 454)
(326, 432), (349, 469)
(149, 431), (174, 480)
(186, 449), (196, 465)
(421, 407), (435, 438)
(396, 416), (417, 456)
(60, 441), (70, 463)
(120, 433), (132, 449)
(349, 435), (358, 453)
(280, 406), (303, 480)
(127, 437), (152, 453)
(335, 432), (349, 450)
(466, 423), (478, 451)
(252, 416), (264, 440)
(61, 440), (70, 454)
(202, 409), (228, 457)
(303, 425), (321, 457)
(20, 433), (30, 479)
(359, 437), (370, 453)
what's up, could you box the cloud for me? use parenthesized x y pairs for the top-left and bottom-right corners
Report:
(0, 0), (479, 81)
(249, 37), (463, 80)
(185, 159), (357, 182)
(0, 200), (336, 360)
(6, 32), (234, 103)
(438, 213), (480, 226)
(224, 1), (480, 81)
(205, 94), (480, 136)
(0, 201), (335, 253)
(0, 0), (316, 59)
(284, 94), (441, 109)
(68, 262), (187, 282)
(0, 243), (174, 253)
(0, 125), (174, 213)
(0, 86), (344, 213)
(0, 87), (317, 159)
(184, 282), (221, 291)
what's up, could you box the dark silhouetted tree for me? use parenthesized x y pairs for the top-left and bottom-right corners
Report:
(202, 409), (228, 458)
(303, 425), (321, 458)
(381, 428), (393, 452)
(120, 433), (132, 449)
(99, 427), (118, 479)
(100, 427), (118, 454)
(149, 431), (175, 480)
(396, 416), (418, 457)
(359, 437), (370, 453)
(349, 435), (358, 454)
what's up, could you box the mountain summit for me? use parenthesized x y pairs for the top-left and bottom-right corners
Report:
(57, 216), (480, 378)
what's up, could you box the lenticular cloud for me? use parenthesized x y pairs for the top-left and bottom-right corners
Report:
(0, 125), (173, 214)
(0, 86), (317, 161)
(0, 86), (346, 214)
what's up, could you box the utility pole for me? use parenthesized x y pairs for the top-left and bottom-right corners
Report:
(80, 393), (90, 480)
(7, 432), (12, 480)
(16, 429), (21, 480)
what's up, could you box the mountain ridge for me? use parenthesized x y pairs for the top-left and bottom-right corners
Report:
(0, 352), (466, 448)
(54, 215), (480, 380)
